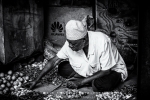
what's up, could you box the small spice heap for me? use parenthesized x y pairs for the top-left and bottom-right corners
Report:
(44, 89), (89, 100)
(96, 91), (126, 100)
(96, 84), (137, 100)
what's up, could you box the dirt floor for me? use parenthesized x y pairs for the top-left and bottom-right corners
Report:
(32, 67), (137, 100)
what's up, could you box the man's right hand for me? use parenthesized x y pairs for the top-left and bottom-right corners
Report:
(21, 56), (63, 90)
(22, 81), (37, 90)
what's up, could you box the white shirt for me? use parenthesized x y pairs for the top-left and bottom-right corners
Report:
(57, 31), (128, 81)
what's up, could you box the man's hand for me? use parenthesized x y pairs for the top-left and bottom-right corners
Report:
(66, 81), (82, 89)
(22, 81), (37, 90)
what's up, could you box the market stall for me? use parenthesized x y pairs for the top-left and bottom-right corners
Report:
(0, 0), (138, 100)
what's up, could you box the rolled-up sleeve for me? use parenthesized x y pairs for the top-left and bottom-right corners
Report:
(100, 41), (116, 70)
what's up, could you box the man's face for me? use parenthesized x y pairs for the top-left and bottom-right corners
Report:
(67, 38), (85, 51)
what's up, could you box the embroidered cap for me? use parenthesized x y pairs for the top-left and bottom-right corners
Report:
(65, 20), (87, 40)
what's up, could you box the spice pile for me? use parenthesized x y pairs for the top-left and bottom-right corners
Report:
(16, 58), (60, 85)
(96, 84), (137, 100)
(43, 89), (89, 100)
(96, 90), (136, 100)
(0, 70), (30, 95)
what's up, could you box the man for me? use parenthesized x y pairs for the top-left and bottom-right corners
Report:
(27, 20), (128, 92)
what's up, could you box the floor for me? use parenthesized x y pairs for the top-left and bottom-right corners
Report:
(33, 67), (137, 100)
(0, 64), (137, 100)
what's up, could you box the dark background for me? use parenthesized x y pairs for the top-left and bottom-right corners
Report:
(138, 1), (150, 99)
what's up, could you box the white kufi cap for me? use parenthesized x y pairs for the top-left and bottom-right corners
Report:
(65, 20), (87, 40)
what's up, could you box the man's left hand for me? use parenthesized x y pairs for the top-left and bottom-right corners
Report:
(66, 81), (82, 89)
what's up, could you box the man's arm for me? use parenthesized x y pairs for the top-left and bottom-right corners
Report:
(67, 69), (111, 89)
(80, 69), (111, 86)
(29, 55), (63, 89)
